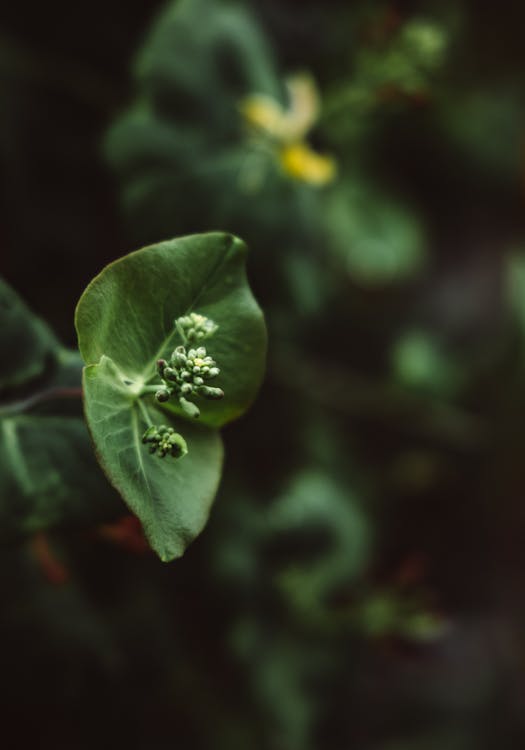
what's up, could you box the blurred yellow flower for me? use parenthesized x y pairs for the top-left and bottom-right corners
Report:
(279, 142), (336, 186)
(239, 74), (336, 187)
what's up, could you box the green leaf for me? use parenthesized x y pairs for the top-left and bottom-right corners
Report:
(268, 471), (371, 618)
(0, 277), (120, 538)
(83, 356), (223, 561)
(0, 413), (121, 539)
(0, 277), (60, 392)
(324, 181), (426, 284)
(391, 329), (463, 396)
(134, 0), (282, 123)
(76, 232), (265, 560)
(75, 232), (267, 427)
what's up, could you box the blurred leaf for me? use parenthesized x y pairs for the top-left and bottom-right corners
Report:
(0, 413), (120, 539)
(135, 0), (281, 119)
(0, 277), (60, 392)
(356, 18), (447, 94)
(321, 16), (449, 141)
(268, 470), (371, 617)
(391, 329), (463, 395)
(0, 277), (120, 538)
(356, 588), (447, 641)
(324, 181), (426, 284)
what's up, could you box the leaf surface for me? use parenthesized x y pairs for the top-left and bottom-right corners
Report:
(76, 233), (265, 559)
(76, 232), (267, 427)
(83, 356), (223, 561)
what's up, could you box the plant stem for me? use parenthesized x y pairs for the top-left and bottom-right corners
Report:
(138, 385), (161, 396)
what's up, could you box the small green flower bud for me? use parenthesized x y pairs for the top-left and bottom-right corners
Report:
(142, 423), (189, 459)
(155, 388), (170, 403)
(142, 425), (159, 443)
(168, 432), (188, 459)
(196, 347), (206, 358)
(180, 382), (193, 395)
(179, 396), (200, 419)
(171, 347), (187, 367)
(175, 312), (219, 342)
(188, 348), (197, 359)
(193, 376), (204, 386)
(181, 370), (191, 380)
(157, 359), (168, 377)
(197, 385), (224, 400)
(163, 367), (178, 382)
(208, 367), (219, 378)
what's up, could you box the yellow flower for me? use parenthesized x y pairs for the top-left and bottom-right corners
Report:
(279, 142), (336, 186)
(239, 74), (336, 187)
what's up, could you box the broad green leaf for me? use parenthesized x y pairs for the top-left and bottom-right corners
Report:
(75, 232), (267, 427)
(0, 277), (60, 392)
(76, 232), (265, 560)
(83, 356), (223, 561)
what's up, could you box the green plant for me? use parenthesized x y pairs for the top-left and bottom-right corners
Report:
(1, 232), (266, 562)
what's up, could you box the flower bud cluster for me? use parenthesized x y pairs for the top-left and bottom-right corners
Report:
(155, 344), (224, 419)
(176, 312), (218, 343)
(141, 425), (188, 459)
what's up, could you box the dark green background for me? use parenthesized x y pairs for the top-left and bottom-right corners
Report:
(2, 1), (525, 748)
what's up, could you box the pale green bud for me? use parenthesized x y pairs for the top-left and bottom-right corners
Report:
(168, 432), (188, 459)
(155, 388), (170, 403)
(142, 425), (159, 443)
(198, 385), (224, 400)
(179, 396), (200, 419)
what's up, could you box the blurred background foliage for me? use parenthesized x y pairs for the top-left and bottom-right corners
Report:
(2, 0), (525, 747)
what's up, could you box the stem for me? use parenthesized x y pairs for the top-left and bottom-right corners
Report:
(138, 385), (161, 396)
